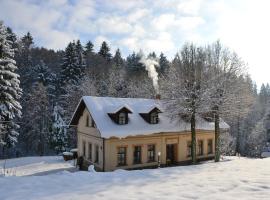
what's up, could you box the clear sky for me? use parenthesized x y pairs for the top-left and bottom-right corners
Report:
(0, 0), (269, 86)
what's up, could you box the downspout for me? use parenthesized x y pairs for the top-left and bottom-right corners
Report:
(103, 137), (105, 172)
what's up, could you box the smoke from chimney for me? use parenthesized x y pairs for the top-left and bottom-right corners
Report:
(139, 54), (160, 94)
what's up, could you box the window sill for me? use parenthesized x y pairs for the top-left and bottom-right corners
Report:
(147, 160), (156, 163)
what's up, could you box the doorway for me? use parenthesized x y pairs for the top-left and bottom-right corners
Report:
(166, 144), (177, 165)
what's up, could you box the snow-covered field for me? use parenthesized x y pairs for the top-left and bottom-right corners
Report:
(0, 156), (75, 176)
(1, 156), (270, 200)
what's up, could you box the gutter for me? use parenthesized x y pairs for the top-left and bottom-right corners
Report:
(103, 137), (105, 172)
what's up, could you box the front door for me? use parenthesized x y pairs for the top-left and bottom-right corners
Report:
(166, 144), (177, 165)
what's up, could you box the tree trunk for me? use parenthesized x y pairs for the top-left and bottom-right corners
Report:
(235, 115), (240, 155)
(214, 111), (220, 162)
(191, 112), (196, 164)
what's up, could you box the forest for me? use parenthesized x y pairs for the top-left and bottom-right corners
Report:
(1, 21), (270, 159)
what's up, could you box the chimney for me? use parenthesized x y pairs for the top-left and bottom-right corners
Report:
(155, 94), (161, 100)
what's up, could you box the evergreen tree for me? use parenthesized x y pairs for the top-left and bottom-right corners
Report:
(98, 41), (112, 61)
(6, 27), (17, 49)
(159, 52), (169, 74)
(126, 52), (144, 71)
(35, 60), (51, 86)
(113, 48), (124, 67)
(75, 40), (86, 77)
(84, 40), (94, 55)
(147, 52), (157, 59)
(50, 104), (68, 153)
(21, 32), (33, 49)
(60, 42), (81, 85)
(0, 22), (22, 155)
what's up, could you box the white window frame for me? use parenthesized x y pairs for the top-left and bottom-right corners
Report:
(119, 112), (126, 125)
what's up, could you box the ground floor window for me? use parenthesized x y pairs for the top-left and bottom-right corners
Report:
(197, 140), (203, 156)
(133, 146), (142, 164)
(208, 139), (213, 154)
(95, 145), (99, 163)
(147, 144), (155, 162)
(187, 141), (191, 157)
(88, 143), (92, 160)
(117, 147), (127, 166)
(82, 141), (86, 157)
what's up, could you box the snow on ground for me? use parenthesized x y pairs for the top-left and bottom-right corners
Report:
(1, 156), (270, 200)
(0, 156), (75, 176)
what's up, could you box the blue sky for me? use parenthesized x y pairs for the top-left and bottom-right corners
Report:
(0, 0), (269, 86)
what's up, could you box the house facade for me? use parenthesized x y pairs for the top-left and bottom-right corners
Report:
(70, 96), (229, 172)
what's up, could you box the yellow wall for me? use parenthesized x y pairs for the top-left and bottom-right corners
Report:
(104, 131), (215, 171)
(77, 109), (104, 170)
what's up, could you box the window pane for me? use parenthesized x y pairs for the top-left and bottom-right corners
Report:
(147, 144), (155, 162)
(208, 139), (213, 154)
(197, 140), (203, 156)
(95, 145), (99, 163)
(117, 147), (126, 166)
(88, 143), (92, 160)
(133, 146), (142, 164)
(83, 141), (86, 157)
(187, 141), (191, 157)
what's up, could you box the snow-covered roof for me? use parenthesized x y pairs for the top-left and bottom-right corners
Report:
(70, 96), (229, 138)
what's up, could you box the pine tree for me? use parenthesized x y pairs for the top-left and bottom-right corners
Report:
(0, 21), (22, 154)
(127, 52), (144, 71)
(98, 41), (112, 61)
(50, 104), (68, 153)
(21, 32), (33, 49)
(75, 40), (86, 77)
(159, 52), (169, 74)
(113, 48), (124, 67)
(60, 42), (81, 85)
(84, 41), (94, 55)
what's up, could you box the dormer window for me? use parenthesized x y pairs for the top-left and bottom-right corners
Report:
(139, 107), (162, 124)
(119, 112), (126, 125)
(150, 112), (159, 124)
(108, 106), (133, 125)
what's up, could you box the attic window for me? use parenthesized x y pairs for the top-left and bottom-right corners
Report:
(139, 107), (162, 124)
(150, 112), (159, 124)
(108, 106), (132, 125)
(119, 113), (126, 125)
(86, 115), (89, 127)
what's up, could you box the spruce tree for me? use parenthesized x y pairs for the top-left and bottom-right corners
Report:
(113, 48), (124, 67)
(0, 21), (22, 153)
(60, 42), (81, 85)
(84, 40), (94, 55)
(98, 41), (112, 61)
(75, 40), (86, 77)
(159, 52), (169, 73)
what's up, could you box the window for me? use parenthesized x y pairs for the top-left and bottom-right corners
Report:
(88, 143), (92, 160)
(95, 145), (99, 163)
(82, 141), (86, 157)
(197, 140), (203, 156)
(86, 115), (89, 127)
(133, 146), (142, 164)
(119, 112), (126, 125)
(187, 141), (191, 157)
(150, 112), (159, 124)
(91, 118), (96, 128)
(147, 144), (155, 162)
(208, 139), (213, 154)
(117, 147), (127, 166)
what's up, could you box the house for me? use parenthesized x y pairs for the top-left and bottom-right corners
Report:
(69, 96), (229, 171)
